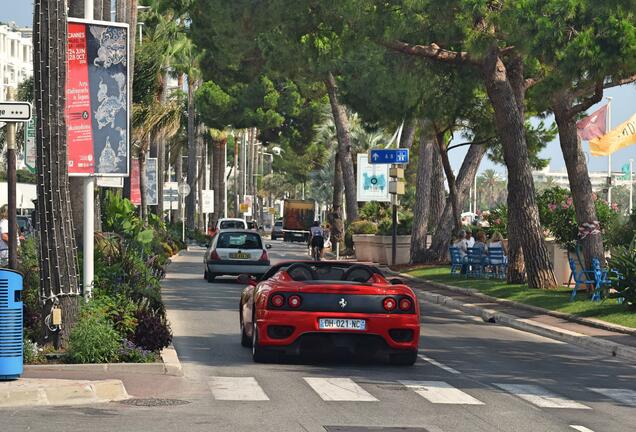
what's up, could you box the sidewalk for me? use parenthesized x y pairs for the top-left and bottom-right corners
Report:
(395, 272), (636, 361)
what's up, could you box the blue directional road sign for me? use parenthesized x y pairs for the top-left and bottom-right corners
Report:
(368, 148), (410, 164)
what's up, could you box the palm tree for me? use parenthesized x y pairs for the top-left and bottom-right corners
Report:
(477, 169), (502, 208)
(34, 0), (81, 344)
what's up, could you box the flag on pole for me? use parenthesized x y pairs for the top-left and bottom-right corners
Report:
(590, 113), (636, 156)
(577, 104), (608, 141)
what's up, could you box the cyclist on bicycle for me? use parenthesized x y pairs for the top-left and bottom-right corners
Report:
(309, 220), (325, 260)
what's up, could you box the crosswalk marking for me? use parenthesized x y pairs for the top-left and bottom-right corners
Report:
(304, 377), (378, 402)
(570, 426), (595, 432)
(417, 353), (461, 375)
(209, 377), (269, 401)
(400, 380), (483, 405)
(494, 383), (590, 409)
(588, 387), (636, 406)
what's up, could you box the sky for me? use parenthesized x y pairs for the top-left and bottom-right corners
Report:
(2, 1), (635, 176)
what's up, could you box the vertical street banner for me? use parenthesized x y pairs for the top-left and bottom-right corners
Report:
(356, 154), (390, 202)
(66, 19), (129, 176)
(24, 115), (36, 173)
(202, 190), (215, 214)
(130, 158), (158, 206)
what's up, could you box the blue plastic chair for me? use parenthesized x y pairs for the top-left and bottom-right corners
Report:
(466, 247), (485, 278)
(591, 258), (615, 302)
(449, 247), (464, 276)
(487, 247), (507, 279)
(568, 258), (595, 301)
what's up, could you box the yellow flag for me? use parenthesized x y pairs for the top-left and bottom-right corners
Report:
(590, 113), (636, 156)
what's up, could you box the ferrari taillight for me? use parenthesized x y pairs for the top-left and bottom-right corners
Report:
(288, 295), (302, 308)
(383, 297), (397, 312)
(209, 250), (221, 261)
(270, 294), (285, 308)
(399, 298), (413, 311)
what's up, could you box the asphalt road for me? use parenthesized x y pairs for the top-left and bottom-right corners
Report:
(4, 240), (636, 432)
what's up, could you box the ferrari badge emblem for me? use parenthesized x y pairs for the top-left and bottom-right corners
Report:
(339, 298), (347, 308)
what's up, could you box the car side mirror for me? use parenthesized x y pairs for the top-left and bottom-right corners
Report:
(266, 244), (272, 249)
(389, 278), (404, 285)
(237, 274), (257, 286)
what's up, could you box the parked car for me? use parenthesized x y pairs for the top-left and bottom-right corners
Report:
(271, 220), (283, 240)
(238, 261), (420, 365)
(16, 215), (34, 236)
(209, 218), (248, 236)
(247, 221), (259, 231)
(204, 230), (271, 282)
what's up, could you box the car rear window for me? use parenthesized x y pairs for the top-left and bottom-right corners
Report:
(220, 220), (246, 229)
(217, 233), (262, 249)
(274, 221), (282, 227)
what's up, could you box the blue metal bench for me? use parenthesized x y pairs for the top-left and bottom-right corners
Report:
(465, 247), (485, 278)
(486, 247), (507, 279)
(449, 247), (464, 276)
(568, 257), (595, 301)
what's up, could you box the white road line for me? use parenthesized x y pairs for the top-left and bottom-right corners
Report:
(209, 377), (269, 401)
(417, 353), (461, 375)
(494, 383), (590, 409)
(570, 426), (595, 432)
(304, 377), (378, 402)
(400, 380), (484, 405)
(588, 387), (636, 406)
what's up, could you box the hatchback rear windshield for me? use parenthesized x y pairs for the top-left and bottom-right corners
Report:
(219, 220), (246, 229)
(217, 233), (262, 249)
(274, 221), (283, 227)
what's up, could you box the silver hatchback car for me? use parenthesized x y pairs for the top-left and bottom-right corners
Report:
(204, 230), (271, 282)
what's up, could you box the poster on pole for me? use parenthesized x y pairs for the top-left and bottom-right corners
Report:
(131, 158), (158, 206)
(202, 190), (215, 213)
(243, 195), (253, 216)
(356, 154), (390, 202)
(24, 115), (36, 173)
(66, 18), (129, 177)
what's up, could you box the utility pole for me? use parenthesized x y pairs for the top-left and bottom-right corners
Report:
(83, 0), (95, 299)
(234, 130), (239, 217)
(5, 88), (18, 270)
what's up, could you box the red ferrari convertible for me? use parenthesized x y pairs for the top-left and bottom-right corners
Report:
(238, 261), (420, 365)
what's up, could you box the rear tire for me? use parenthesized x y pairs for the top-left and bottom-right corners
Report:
(240, 305), (252, 348)
(390, 350), (417, 366)
(252, 323), (272, 363)
(207, 271), (216, 283)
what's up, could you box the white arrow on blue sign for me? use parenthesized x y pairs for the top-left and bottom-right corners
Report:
(368, 148), (410, 164)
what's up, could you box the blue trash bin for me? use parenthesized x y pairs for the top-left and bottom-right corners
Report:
(0, 269), (23, 380)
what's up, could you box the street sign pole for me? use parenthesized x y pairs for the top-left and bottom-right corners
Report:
(5, 89), (18, 270)
(83, 0), (95, 299)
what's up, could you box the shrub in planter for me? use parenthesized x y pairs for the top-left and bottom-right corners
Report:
(607, 245), (636, 310)
(23, 338), (45, 364)
(377, 213), (413, 236)
(119, 339), (157, 363)
(84, 294), (138, 339)
(133, 307), (173, 352)
(67, 313), (121, 363)
(350, 220), (378, 235)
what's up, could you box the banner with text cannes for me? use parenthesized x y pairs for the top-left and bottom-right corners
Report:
(356, 154), (390, 202)
(66, 19), (130, 176)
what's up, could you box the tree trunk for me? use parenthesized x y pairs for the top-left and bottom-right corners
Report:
(325, 72), (358, 222)
(505, 207), (526, 283)
(400, 118), (417, 149)
(329, 153), (345, 243)
(424, 143), (486, 262)
(410, 119), (435, 263)
(481, 49), (557, 289)
(553, 94), (605, 268)
(122, 0), (137, 199)
(436, 130), (461, 232)
(185, 79), (197, 230)
(197, 126), (205, 231)
(34, 0), (81, 345)
(139, 148), (148, 222)
(116, 0), (126, 21)
(156, 71), (169, 219)
(176, 145), (183, 222)
(429, 141), (445, 228)
(218, 138), (226, 219)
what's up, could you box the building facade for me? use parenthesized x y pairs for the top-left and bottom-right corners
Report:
(0, 23), (33, 100)
(533, 166), (632, 192)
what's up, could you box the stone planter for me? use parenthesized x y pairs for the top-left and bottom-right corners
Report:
(353, 234), (412, 265)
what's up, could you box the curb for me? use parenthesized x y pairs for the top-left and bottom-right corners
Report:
(24, 344), (183, 377)
(416, 288), (636, 362)
(398, 272), (636, 337)
(0, 378), (128, 408)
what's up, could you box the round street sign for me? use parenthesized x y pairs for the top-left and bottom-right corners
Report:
(178, 182), (191, 197)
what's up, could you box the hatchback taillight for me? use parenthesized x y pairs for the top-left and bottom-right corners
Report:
(399, 298), (413, 311)
(209, 250), (221, 261)
(270, 294), (285, 308)
(259, 250), (269, 261)
(288, 295), (301, 308)
(383, 297), (397, 311)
